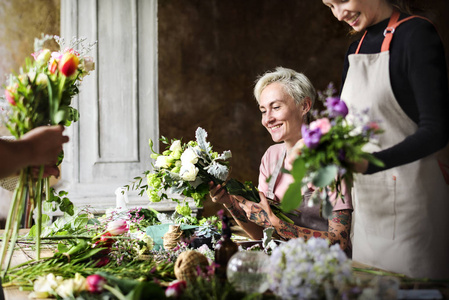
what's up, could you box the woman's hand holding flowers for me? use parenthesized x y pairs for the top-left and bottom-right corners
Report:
(233, 192), (279, 229)
(208, 181), (233, 207)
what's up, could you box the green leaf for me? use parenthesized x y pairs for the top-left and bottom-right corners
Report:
(312, 165), (338, 187)
(125, 281), (166, 300)
(280, 181), (303, 212)
(290, 158), (306, 182)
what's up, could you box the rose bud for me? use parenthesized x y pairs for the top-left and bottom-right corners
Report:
(86, 274), (106, 293)
(106, 219), (128, 236)
(165, 280), (187, 298)
(59, 52), (79, 77)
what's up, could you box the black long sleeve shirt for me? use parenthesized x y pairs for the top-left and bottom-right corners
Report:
(342, 13), (449, 174)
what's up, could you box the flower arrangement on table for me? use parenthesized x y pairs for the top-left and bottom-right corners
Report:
(269, 237), (353, 299)
(281, 83), (384, 216)
(0, 34), (96, 275)
(126, 127), (293, 224)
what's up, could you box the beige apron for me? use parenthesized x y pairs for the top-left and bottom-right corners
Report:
(341, 11), (449, 279)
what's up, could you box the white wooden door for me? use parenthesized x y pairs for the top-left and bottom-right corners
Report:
(59, 0), (160, 212)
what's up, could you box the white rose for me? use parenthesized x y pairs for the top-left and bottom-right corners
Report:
(155, 155), (171, 169)
(169, 140), (182, 152)
(180, 163), (199, 181)
(181, 148), (198, 165)
(136, 231), (154, 250)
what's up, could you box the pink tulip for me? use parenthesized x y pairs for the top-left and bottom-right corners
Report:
(86, 274), (106, 293)
(59, 52), (79, 77)
(106, 219), (128, 236)
(5, 86), (16, 106)
(165, 280), (187, 298)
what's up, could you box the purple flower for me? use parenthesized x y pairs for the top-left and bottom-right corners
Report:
(301, 125), (322, 149)
(326, 97), (348, 118)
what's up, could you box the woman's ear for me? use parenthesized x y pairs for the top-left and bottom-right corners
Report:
(301, 97), (312, 116)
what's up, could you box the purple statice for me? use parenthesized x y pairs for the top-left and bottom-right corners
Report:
(301, 125), (322, 149)
(326, 97), (348, 118)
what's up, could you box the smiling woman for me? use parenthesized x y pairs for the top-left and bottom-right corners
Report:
(322, 0), (449, 279)
(209, 67), (354, 254)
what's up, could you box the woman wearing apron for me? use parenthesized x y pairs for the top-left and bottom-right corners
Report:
(209, 67), (353, 252)
(322, 0), (449, 278)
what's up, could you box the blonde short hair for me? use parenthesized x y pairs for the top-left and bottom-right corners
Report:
(254, 67), (316, 121)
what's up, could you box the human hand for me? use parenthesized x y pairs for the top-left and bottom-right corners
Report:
(208, 181), (232, 207)
(30, 165), (60, 178)
(21, 125), (69, 166)
(350, 158), (368, 174)
(233, 192), (278, 228)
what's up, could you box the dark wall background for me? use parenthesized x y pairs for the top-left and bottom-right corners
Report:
(158, 0), (449, 215)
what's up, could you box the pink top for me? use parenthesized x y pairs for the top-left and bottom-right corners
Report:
(258, 143), (353, 211)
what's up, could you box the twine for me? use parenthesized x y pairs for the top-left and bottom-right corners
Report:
(162, 225), (183, 250)
(174, 250), (209, 282)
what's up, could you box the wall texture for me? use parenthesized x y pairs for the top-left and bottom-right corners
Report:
(0, 0), (60, 136)
(158, 0), (449, 215)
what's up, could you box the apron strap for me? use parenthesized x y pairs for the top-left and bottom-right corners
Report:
(265, 148), (286, 200)
(356, 10), (430, 54)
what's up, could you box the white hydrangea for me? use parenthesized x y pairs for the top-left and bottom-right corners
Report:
(268, 237), (352, 300)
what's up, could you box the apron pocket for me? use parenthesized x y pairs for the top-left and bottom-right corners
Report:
(353, 172), (396, 240)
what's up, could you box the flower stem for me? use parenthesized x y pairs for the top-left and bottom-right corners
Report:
(2, 170), (29, 277)
(103, 284), (127, 300)
(0, 170), (27, 278)
(35, 166), (45, 260)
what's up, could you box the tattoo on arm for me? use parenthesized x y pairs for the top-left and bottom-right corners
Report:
(225, 200), (249, 223)
(272, 210), (352, 251)
(328, 210), (352, 250)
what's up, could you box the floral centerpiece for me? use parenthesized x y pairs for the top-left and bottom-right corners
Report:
(281, 83), (384, 216)
(0, 34), (96, 274)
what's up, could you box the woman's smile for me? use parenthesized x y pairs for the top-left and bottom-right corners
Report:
(259, 82), (305, 150)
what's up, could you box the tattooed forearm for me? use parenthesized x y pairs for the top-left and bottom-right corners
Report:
(225, 201), (249, 223)
(273, 210), (351, 251)
(328, 210), (352, 250)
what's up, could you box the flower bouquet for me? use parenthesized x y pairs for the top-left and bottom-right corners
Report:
(0, 34), (96, 275)
(127, 127), (293, 223)
(281, 83), (384, 216)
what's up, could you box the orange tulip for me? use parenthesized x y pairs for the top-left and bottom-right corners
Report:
(58, 52), (79, 77)
(48, 59), (58, 74)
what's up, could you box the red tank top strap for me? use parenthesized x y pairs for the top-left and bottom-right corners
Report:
(355, 9), (431, 54)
